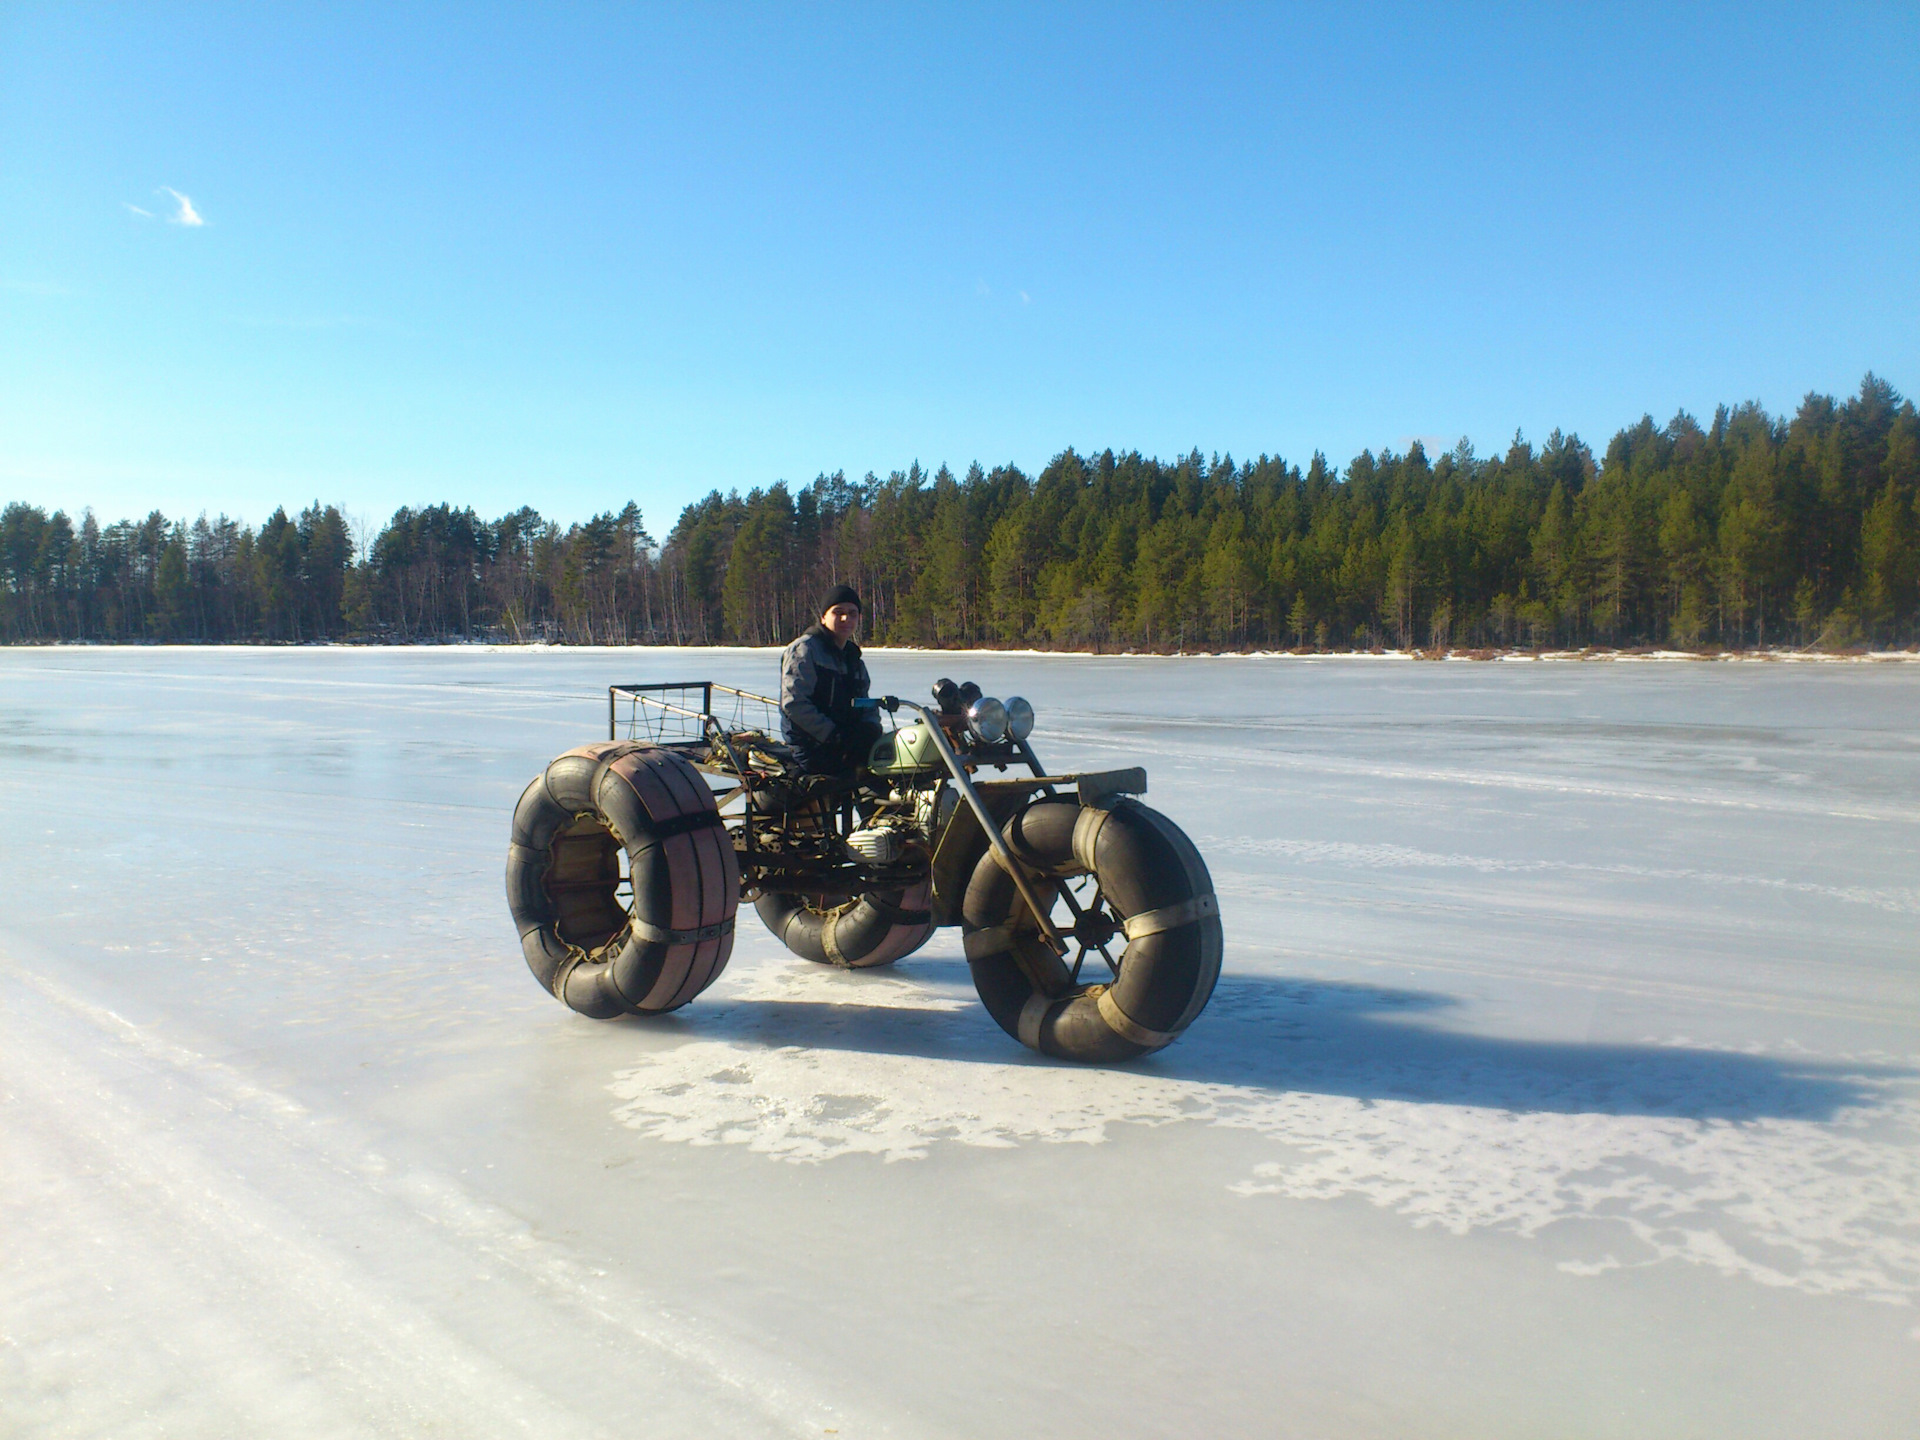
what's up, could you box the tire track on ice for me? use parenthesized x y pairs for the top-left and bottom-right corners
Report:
(1, 962), (859, 1440)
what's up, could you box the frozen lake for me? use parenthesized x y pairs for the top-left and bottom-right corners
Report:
(3, 647), (1917, 1438)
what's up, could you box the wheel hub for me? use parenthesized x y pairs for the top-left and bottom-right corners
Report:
(1070, 906), (1120, 948)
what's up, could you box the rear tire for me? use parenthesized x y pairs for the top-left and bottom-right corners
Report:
(754, 879), (935, 969)
(506, 742), (738, 1017)
(961, 796), (1220, 1061)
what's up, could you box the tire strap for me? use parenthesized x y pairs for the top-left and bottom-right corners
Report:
(988, 842), (1061, 878)
(1071, 805), (1111, 875)
(643, 810), (724, 838)
(962, 923), (1016, 960)
(1018, 992), (1052, 1050)
(863, 895), (932, 926)
(1121, 893), (1218, 940)
(821, 912), (849, 966)
(964, 922), (1063, 998)
(628, 915), (736, 946)
(1095, 985), (1176, 1047)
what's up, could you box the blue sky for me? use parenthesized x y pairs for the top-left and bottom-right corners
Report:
(2, 3), (1916, 536)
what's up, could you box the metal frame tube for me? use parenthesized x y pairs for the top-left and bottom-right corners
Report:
(896, 701), (1066, 955)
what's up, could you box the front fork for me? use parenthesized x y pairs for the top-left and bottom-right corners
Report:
(887, 699), (1069, 957)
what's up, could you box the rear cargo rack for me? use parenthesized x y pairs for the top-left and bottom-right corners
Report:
(608, 681), (782, 747)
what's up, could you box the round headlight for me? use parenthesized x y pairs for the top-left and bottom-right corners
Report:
(967, 696), (1008, 744)
(1004, 695), (1034, 742)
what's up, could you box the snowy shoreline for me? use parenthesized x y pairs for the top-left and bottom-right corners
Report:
(8, 640), (1920, 664)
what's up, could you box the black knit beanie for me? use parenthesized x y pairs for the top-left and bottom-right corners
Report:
(820, 584), (862, 614)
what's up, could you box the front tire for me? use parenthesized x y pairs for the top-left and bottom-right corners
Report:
(961, 796), (1221, 1061)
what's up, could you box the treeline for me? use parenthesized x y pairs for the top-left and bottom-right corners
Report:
(4, 375), (1917, 650)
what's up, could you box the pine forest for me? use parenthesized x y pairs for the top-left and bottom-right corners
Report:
(4, 375), (1917, 653)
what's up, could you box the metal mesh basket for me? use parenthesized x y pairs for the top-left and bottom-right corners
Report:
(608, 682), (782, 748)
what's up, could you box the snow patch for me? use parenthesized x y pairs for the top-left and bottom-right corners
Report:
(609, 965), (1920, 1303)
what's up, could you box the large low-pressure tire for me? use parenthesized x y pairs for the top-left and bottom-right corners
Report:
(506, 741), (738, 1018)
(754, 879), (936, 970)
(962, 795), (1221, 1062)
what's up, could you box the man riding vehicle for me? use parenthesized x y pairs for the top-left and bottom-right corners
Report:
(779, 584), (884, 776)
(507, 601), (1226, 1059)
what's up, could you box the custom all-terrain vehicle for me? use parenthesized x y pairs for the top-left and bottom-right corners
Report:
(506, 680), (1221, 1061)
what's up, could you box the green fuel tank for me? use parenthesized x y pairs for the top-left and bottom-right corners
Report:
(867, 721), (943, 775)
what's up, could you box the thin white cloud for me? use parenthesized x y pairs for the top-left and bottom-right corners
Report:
(1019, 290), (1031, 304)
(124, 202), (153, 218)
(160, 187), (206, 226)
(975, 278), (991, 297)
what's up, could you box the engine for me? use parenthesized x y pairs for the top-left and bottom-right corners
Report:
(844, 819), (914, 864)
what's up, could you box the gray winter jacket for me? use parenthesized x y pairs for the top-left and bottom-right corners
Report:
(779, 625), (871, 747)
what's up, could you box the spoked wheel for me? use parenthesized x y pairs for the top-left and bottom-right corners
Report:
(1049, 869), (1128, 985)
(962, 795), (1221, 1062)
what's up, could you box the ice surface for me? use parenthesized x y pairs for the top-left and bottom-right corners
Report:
(3, 647), (1917, 1438)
